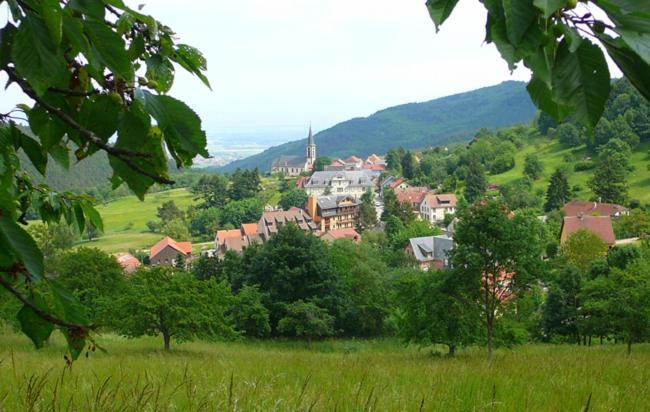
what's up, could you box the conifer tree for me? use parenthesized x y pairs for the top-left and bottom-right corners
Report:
(544, 169), (570, 212)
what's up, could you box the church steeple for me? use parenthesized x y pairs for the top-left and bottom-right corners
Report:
(306, 124), (316, 165)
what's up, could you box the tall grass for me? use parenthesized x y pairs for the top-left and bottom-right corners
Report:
(1, 331), (649, 411)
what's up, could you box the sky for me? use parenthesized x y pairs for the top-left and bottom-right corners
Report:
(1, 1), (621, 139)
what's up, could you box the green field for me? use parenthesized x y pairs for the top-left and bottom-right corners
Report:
(1, 331), (649, 411)
(77, 188), (196, 254)
(489, 137), (650, 204)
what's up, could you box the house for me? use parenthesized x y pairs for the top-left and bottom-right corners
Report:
(114, 252), (141, 273)
(303, 170), (375, 199)
(150, 236), (192, 266)
(366, 153), (386, 165)
(405, 235), (454, 270)
(257, 207), (319, 241)
(271, 126), (316, 176)
(319, 228), (361, 243)
(420, 193), (457, 223)
(563, 200), (629, 218)
(394, 187), (429, 211)
(560, 215), (616, 246)
(215, 224), (263, 255)
(387, 177), (409, 191)
(305, 195), (360, 232)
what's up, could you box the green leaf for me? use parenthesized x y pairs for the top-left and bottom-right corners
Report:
(83, 20), (133, 81)
(172, 45), (211, 89)
(17, 293), (54, 349)
(425, 0), (460, 31)
(135, 89), (208, 166)
(128, 33), (145, 60)
(146, 55), (175, 93)
(62, 13), (91, 57)
(599, 34), (650, 101)
(69, 0), (105, 20)
(11, 13), (69, 95)
(48, 280), (90, 360)
(0, 24), (16, 68)
(502, 0), (537, 46)
(533, 0), (566, 18)
(40, 0), (62, 47)
(74, 202), (85, 234)
(48, 144), (70, 170)
(527, 76), (571, 121)
(560, 24), (583, 53)
(14, 126), (47, 175)
(76, 94), (121, 149)
(552, 39), (611, 128)
(0, 215), (44, 279)
(28, 105), (66, 149)
(110, 101), (167, 198)
(80, 201), (103, 232)
(596, 0), (650, 64)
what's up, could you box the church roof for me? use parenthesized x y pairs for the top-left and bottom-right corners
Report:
(307, 125), (314, 146)
(272, 155), (307, 168)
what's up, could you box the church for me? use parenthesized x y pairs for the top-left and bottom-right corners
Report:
(271, 126), (316, 176)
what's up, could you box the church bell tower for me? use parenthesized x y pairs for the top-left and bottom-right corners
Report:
(306, 124), (316, 166)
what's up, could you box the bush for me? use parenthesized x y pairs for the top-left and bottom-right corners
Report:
(573, 161), (594, 171)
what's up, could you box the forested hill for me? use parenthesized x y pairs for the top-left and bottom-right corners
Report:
(220, 81), (536, 172)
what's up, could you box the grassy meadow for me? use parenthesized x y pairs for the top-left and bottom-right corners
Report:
(1, 331), (649, 411)
(77, 188), (196, 254)
(489, 138), (650, 204)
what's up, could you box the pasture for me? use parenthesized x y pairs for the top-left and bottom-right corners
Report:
(1, 331), (649, 411)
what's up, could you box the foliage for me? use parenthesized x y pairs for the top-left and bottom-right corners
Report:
(381, 189), (414, 225)
(401, 151), (417, 179)
(231, 285), (271, 338)
(157, 200), (184, 223)
(613, 209), (650, 239)
(53, 247), (125, 324)
(589, 139), (631, 204)
(219, 198), (264, 228)
(277, 300), (335, 343)
(523, 154), (543, 180)
(358, 189), (377, 230)
(279, 188), (307, 210)
(463, 158), (486, 203)
(313, 156), (331, 172)
(395, 268), (482, 355)
(27, 222), (78, 262)
(561, 229), (609, 273)
(542, 266), (582, 342)
(229, 169), (261, 201)
(112, 267), (236, 350)
(499, 178), (542, 210)
(426, 0), (650, 128)
(557, 123), (583, 147)
(450, 199), (542, 358)
(544, 168), (570, 212)
(192, 174), (229, 209)
(160, 219), (190, 241)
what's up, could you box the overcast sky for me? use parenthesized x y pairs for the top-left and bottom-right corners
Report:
(1, 1), (621, 137)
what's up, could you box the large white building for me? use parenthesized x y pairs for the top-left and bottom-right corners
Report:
(420, 193), (457, 223)
(303, 170), (375, 199)
(271, 126), (316, 176)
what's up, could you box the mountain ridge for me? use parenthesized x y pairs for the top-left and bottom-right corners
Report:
(218, 80), (537, 172)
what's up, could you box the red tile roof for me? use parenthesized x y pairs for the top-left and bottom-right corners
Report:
(388, 178), (406, 189)
(216, 229), (242, 247)
(563, 201), (628, 217)
(345, 155), (362, 163)
(150, 237), (192, 259)
(320, 228), (361, 242)
(114, 252), (141, 273)
(561, 215), (616, 245)
(241, 223), (258, 236)
(423, 193), (457, 209)
(395, 187), (429, 206)
(362, 163), (385, 171)
(295, 176), (309, 188)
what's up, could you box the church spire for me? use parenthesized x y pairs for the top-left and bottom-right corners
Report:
(307, 123), (314, 146)
(306, 123), (316, 164)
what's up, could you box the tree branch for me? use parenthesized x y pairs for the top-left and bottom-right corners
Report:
(47, 87), (100, 97)
(0, 274), (91, 331)
(6, 67), (174, 185)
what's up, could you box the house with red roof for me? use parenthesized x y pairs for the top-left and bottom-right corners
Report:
(114, 252), (141, 273)
(420, 193), (457, 223)
(319, 228), (361, 243)
(394, 187), (429, 211)
(560, 215), (616, 246)
(150, 236), (193, 266)
(563, 200), (629, 218)
(215, 224), (263, 256)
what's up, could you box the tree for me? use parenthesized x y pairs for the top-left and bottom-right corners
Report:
(313, 156), (331, 172)
(557, 124), (583, 147)
(279, 188), (308, 210)
(358, 189), (377, 230)
(161, 219), (191, 241)
(381, 189), (414, 225)
(395, 268), (481, 355)
(174, 252), (186, 270)
(450, 199), (542, 359)
(589, 139), (631, 204)
(463, 158), (486, 203)
(113, 267), (236, 350)
(243, 224), (337, 330)
(401, 151), (416, 179)
(523, 154), (543, 180)
(193, 174), (229, 209)
(542, 266), (582, 343)
(277, 300), (334, 345)
(27, 222), (78, 262)
(219, 198), (263, 228)
(425, 0), (650, 128)
(613, 209), (650, 239)
(157, 201), (184, 223)
(544, 168), (570, 212)
(53, 248), (125, 323)
(609, 260), (650, 354)
(230, 285), (271, 338)
(229, 169), (261, 200)
(191, 254), (224, 281)
(386, 148), (403, 172)
(499, 178), (542, 210)
(561, 229), (609, 273)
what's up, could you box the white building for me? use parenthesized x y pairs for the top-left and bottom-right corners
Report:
(271, 126), (316, 176)
(420, 193), (457, 223)
(303, 170), (375, 199)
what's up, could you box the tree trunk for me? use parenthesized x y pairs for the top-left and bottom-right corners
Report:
(600, 336), (603, 345)
(487, 316), (494, 361)
(163, 330), (171, 351)
(588, 336), (592, 346)
(448, 345), (456, 357)
(627, 338), (632, 355)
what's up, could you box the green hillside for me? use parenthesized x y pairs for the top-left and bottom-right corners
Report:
(489, 136), (650, 204)
(77, 188), (196, 253)
(220, 81), (536, 172)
